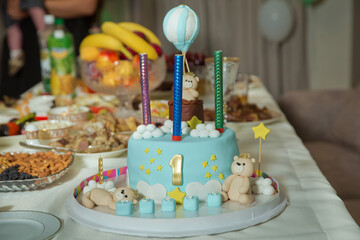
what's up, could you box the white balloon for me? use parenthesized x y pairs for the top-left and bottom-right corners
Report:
(259, 0), (294, 42)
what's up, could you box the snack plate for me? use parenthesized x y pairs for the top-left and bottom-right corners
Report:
(0, 152), (74, 191)
(65, 167), (287, 237)
(0, 210), (62, 240)
(225, 110), (284, 127)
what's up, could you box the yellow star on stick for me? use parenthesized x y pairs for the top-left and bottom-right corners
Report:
(144, 148), (149, 154)
(210, 155), (216, 161)
(168, 187), (186, 204)
(139, 164), (145, 171)
(205, 172), (212, 179)
(187, 116), (202, 130)
(145, 169), (151, 175)
(252, 122), (270, 177)
(201, 161), (208, 168)
(149, 157), (155, 164)
(252, 122), (270, 140)
(218, 173), (224, 180)
(157, 164), (163, 171)
(156, 148), (162, 155)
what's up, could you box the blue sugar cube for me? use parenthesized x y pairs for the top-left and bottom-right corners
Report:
(116, 200), (133, 216)
(139, 198), (155, 214)
(207, 192), (222, 207)
(183, 195), (199, 211)
(161, 197), (176, 212)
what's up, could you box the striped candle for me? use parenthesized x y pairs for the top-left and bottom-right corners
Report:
(214, 50), (224, 133)
(172, 54), (183, 141)
(139, 53), (151, 125)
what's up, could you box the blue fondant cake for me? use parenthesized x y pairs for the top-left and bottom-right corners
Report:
(127, 128), (239, 201)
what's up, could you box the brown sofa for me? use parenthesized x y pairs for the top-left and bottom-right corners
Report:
(278, 87), (360, 226)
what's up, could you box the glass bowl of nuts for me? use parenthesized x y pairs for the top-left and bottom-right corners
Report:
(0, 151), (74, 191)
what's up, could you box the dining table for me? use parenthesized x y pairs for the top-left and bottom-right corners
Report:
(0, 81), (359, 240)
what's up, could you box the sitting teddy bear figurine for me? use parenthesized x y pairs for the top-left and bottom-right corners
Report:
(182, 72), (200, 101)
(221, 153), (256, 205)
(82, 186), (138, 210)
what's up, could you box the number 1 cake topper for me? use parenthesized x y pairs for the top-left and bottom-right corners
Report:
(163, 4), (199, 73)
(252, 122), (270, 177)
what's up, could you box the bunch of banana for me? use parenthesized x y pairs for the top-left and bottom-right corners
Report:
(80, 22), (162, 61)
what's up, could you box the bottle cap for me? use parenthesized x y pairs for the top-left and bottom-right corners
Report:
(55, 18), (64, 25)
(54, 29), (65, 38)
(44, 15), (54, 25)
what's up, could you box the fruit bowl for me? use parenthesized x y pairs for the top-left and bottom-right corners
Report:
(80, 54), (166, 97)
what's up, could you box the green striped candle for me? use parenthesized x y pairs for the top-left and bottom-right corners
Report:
(214, 50), (224, 133)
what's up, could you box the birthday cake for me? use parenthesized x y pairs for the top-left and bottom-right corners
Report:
(66, 5), (286, 238)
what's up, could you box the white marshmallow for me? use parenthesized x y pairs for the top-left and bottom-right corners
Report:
(199, 129), (209, 138)
(206, 124), (215, 131)
(88, 180), (97, 188)
(132, 132), (143, 139)
(263, 186), (275, 196)
(160, 126), (171, 134)
(83, 186), (91, 194)
(181, 121), (188, 129)
(105, 181), (115, 190)
(182, 127), (191, 135)
(255, 177), (264, 186)
(196, 123), (206, 130)
(190, 129), (200, 137)
(145, 124), (156, 132)
(262, 178), (273, 186)
(143, 131), (152, 139)
(97, 182), (105, 189)
(107, 188), (116, 193)
(164, 120), (173, 128)
(136, 125), (146, 134)
(209, 130), (220, 138)
(152, 128), (164, 138)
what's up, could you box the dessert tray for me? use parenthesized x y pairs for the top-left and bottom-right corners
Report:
(65, 167), (287, 237)
(225, 110), (284, 127)
(0, 152), (74, 191)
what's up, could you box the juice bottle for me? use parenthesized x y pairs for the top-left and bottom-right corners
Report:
(48, 18), (76, 96)
(39, 15), (54, 94)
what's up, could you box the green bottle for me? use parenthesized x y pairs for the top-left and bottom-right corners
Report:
(48, 18), (76, 96)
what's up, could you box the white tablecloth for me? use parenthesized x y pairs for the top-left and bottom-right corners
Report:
(0, 85), (359, 240)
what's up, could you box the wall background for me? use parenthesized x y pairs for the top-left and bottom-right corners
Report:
(307, 0), (353, 90)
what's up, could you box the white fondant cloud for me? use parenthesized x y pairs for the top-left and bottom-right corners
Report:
(186, 180), (222, 201)
(251, 177), (275, 196)
(136, 181), (167, 204)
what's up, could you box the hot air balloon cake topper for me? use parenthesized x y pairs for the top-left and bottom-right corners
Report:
(163, 4), (200, 73)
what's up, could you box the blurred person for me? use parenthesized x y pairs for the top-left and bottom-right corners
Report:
(2, 0), (46, 76)
(0, 0), (100, 98)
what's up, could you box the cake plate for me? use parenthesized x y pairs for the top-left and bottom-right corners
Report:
(65, 167), (287, 237)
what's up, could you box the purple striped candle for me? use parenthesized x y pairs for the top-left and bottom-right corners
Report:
(139, 53), (151, 125)
(172, 54), (183, 141)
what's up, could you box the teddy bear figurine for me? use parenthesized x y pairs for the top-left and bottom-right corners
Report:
(182, 72), (200, 101)
(81, 186), (138, 210)
(221, 153), (256, 205)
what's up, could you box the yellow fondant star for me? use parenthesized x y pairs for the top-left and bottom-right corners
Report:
(149, 157), (155, 164)
(205, 172), (212, 179)
(168, 187), (186, 204)
(156, 148), (162, 155)
(145, 168), (151, 175)
(201, 161), (208, 168)
(157, 164), (163, 171)
(252, 122), (271, 140)
(144, 148), (150, 154)
(218, 173), (224, 180)
(212, 165), (218, 172)
(210, 155), (216, 161)
(139, 164), (145, 171)
(187, 116), (202, 130)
